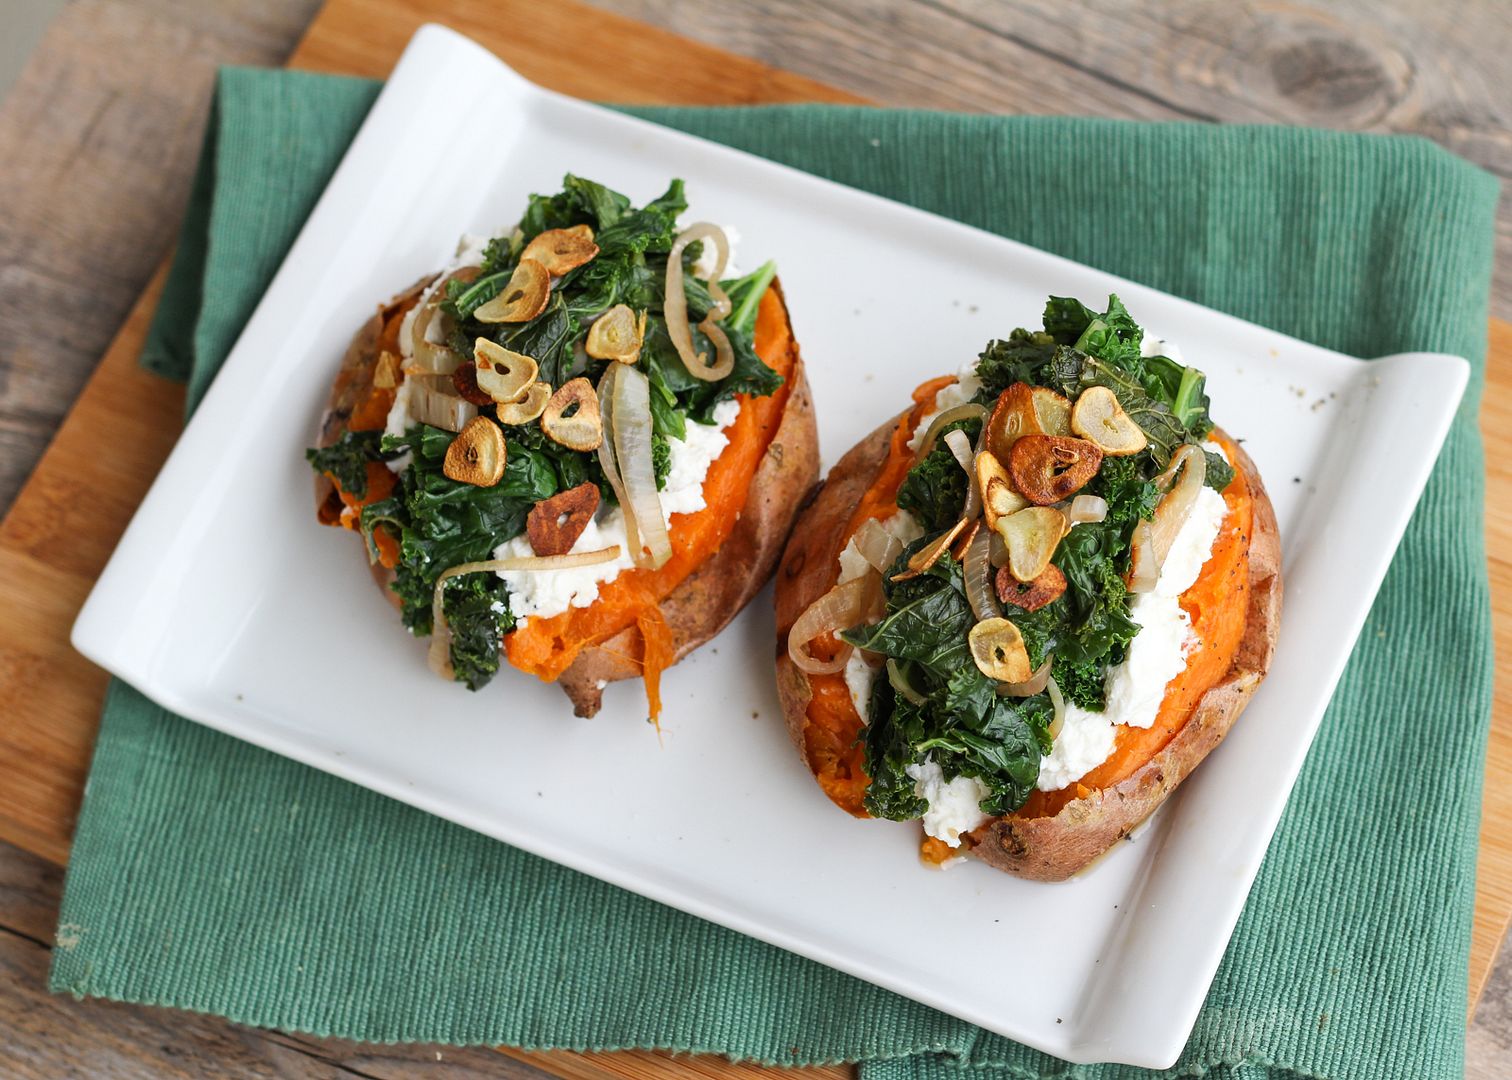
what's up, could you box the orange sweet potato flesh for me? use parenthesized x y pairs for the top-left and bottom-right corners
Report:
(504, 286), (801, 686)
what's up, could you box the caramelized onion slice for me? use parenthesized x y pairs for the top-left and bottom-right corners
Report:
(408, 377), (479, 433)
(407, 267), (476, 375)
(426, 547), (622, 678)
(1046, 675), (1067, 739)
(596, 365), (641, 565)
(1067, 494), (1109, 524)
(1127, 444), (1208, 590)
(963, 526), (1002, 622)
(943, 429), (981, 519)
(1127, 520), (1160, 594)
(915, 403), (987, 463)
(611, 364), (672, 569)
(788, 576), (877, 675)
(997, 658), (1051, 698)
(853, 518), (905, 574)
(665, 223), (735, 381)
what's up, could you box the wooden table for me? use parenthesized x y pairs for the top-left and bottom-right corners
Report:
(2, 1), (1510, 1077)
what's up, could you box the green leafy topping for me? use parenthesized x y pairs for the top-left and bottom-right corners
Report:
(305, 430), (386, 497)
(848, 293), (1228, 823)
(843, 550), (1052, 819)
(440, 573), (514, 691)
(896, 418), (980, 533)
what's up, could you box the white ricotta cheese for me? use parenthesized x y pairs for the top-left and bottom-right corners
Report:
(659, 399), (739, 516)
(381, 379), (417, 474)
(1035, 480), (1229, 791)
(494, 511), (635, 620)
(453, 232), (491, 266)
(1035, 705), (1119, 793)
(495, 399), (742, 621)
(907, 759), (990, 847)
(843, 649), (878, 722)
(1141, 333), (1184, 364)
(690, 223), (741, 279)
(384, 377), (415, 443)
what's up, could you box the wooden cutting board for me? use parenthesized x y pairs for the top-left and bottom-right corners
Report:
(0, 1), (1507, 1069)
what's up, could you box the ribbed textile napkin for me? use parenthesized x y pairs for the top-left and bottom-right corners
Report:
(55, 68), (1498, 1080)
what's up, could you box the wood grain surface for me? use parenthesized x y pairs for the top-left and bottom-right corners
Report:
(0, 0), (1508, 1076)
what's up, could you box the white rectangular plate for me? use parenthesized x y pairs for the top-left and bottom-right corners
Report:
(73, 25), (1469, 1068)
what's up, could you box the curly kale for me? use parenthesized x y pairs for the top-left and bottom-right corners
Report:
(844, 550), (1052, 820)
(305, 430), (386, 497)
(897, 418), (980, 533)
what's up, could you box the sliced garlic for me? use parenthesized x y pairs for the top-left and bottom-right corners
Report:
(473, 258), (550, 324)
(443, 416), (507, 487)
(968, 617), (1033, 683)
(1007, 434), (1103, 505)
(1031, 386), (1073, 437)
(976, 451), (1027, 531)
(585, 304), (646, 364)
(495, 381), (551, 425)
(541, 376), (603, 452)
(890, 518), (968, 582)
(996, 506), (1069, 583)
(473, 339), (538, 404)
(1071, 386), (1148, 456)
(522, 224), (599, 275)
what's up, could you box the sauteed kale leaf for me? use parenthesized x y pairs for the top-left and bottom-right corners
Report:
(305, 430), (387, 499)
(440, 573), (513, 691)
(844, 550), (1052, 820)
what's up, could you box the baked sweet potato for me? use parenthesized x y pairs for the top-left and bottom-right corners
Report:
(315, 278), (818, 717)
(775, 381), (1281, 881)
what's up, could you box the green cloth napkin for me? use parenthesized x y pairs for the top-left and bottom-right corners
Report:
(55, 67), (1498, 1080)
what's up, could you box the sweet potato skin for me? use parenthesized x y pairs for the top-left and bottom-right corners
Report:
(314, 278), (818, 712)
(773, 425), (1283, 878)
